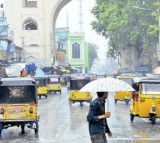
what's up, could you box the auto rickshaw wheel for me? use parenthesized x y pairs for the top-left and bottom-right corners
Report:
(130, 114), (134, 122)
(34, 128), (38, 134)
(115, 99), (117, 104)
(125, 99), (130, 105)
(80, 102), (83, 106)
(0, 129), (2, 135)
(150, 116), (156, 125)
(60, 91), (61, 94)
(21, 125), (25, 134)
(39, 95), (41, 99)
(87, 100), (92, 104)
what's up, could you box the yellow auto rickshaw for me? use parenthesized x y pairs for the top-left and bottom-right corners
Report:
(69, 76), (92, 106)
(115, 76), (133, 104)
(0, 77), (39, 134)
(47, 75), (62, 94)
(130, 77), (160, 125)
(33, 76), (48, 99)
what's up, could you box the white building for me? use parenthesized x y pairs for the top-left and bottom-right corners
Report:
(4, 0), (54, 64)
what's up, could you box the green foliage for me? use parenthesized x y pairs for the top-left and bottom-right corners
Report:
(91, 0), (159, 58)
(88, 43), (98, 70)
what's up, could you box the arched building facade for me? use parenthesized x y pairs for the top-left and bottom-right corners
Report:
(4, 0), (71, 64)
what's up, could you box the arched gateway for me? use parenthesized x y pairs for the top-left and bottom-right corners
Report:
(4, 0), (71, 65)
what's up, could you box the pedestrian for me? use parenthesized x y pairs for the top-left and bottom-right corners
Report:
(20, 68), (27, 77)
(67, 81), (70, 91)
(87, 92), (112, 143)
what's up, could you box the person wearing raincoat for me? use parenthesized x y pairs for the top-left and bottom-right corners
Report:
(87, 92), (112, 143)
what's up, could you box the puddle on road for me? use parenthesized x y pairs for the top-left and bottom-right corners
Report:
(0, 138), (57, 143)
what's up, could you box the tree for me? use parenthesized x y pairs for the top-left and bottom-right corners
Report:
(88, 43), (98, 70)
(91, 0), (159, 58)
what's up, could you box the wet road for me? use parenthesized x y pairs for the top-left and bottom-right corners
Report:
(1, 87), (160, 143)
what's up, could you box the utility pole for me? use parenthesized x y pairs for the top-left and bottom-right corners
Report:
(158, 7), (160, 51)
(79, 0), (83, 33)
(20, 36), (25, 62)
(50, 33), (54, 64)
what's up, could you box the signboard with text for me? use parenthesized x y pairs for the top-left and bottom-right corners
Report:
(55, 27), (69, 49)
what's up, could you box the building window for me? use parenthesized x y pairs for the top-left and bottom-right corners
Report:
(23, 18), (38, 30)
(23, 0), (37, 8)
(72, 42), (80, 59)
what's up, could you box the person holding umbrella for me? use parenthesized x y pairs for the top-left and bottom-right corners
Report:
(87, 92), (112, 143)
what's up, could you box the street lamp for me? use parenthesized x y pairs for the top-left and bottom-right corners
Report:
(133, 6), (160, 51)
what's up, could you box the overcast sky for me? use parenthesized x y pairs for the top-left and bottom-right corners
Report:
(56, 0), (108, 60)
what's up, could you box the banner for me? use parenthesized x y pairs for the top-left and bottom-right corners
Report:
(55, 27), (69, 49)
(0, 17), (8, 38)
(7, 43), (15, 58)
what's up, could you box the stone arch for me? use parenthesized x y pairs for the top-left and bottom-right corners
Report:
(50, 0), (71, 59)
(23, 17), (38, 30)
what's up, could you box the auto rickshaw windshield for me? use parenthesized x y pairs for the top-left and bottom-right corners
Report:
(49, 77), (60, 83)
(0, 86), (37, 104)
(140, 83), (160, 94)
(35, 79), (46, 86)
(70, 79), (90, 90)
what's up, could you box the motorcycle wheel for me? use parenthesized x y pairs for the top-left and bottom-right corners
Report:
(125, 99), (130, 105)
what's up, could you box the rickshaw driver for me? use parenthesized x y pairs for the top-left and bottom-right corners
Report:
(78, 81), (84, 89)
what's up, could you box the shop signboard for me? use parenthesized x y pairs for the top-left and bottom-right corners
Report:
(55, 27), (69, 49)
(0, 17), (8, 38)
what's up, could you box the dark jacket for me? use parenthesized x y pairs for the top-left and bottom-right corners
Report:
(87, 97), (110, 135)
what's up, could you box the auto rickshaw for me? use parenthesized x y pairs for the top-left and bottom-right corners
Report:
(130, 77), (160, 125)
(69, 76), (92, 105)
(115, 76), (133, 104)
(0, 77), (39, 134)
(47, 75), (62, 94)
(33, 76), (48, 99)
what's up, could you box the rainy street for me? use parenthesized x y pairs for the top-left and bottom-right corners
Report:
(0, 0), (159, 143)
(0, 87), (160, 143)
